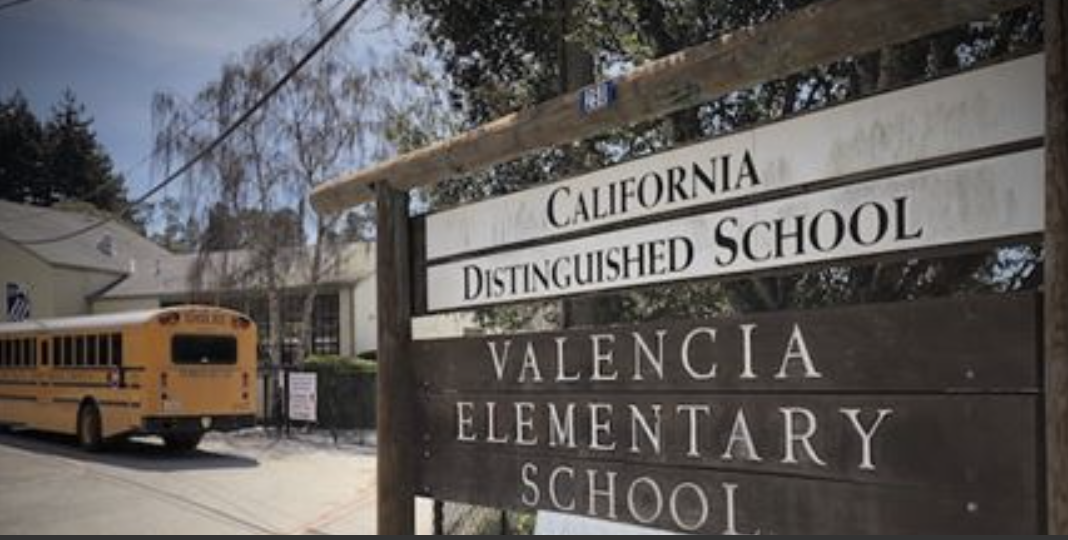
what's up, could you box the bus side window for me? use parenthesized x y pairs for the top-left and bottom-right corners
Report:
(111, 334), (123, 367)
(25, 338), (34, 368)
(0, 339), (6, 368)
(87, 335), (98, 367)
(41, 339), (49, 367)
(97, 335), (109, 368)
(74, 336), (85, 368)
(14, 338), (22, 368)
(52, 337), (60, 367)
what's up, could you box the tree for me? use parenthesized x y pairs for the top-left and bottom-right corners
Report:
(0, 92), (47, 205)
(44, 90), (131, 216)
(151, 197), (200, 254)
(395, 0), (1044, 328)
(153, 9), (413, 366)
(0, 90), (141, 228)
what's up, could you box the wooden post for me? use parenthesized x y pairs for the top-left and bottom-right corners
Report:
(376, 183), (415, 535)
(1048, 0), (1068, 533)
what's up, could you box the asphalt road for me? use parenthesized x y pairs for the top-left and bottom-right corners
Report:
(0, 428), (431, 535)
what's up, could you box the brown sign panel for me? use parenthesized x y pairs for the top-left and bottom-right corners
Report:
(413, 294), (1040, 393)
(419, 395), (1037, 492)
(419, 442), (1039, 535)
(413, 294), (1042, 534)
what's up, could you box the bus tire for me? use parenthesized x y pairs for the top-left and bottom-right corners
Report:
(77, 403), (103, 452)
(164, 433), (203, 453)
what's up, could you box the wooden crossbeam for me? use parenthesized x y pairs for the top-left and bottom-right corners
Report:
(310, 0), (1035, 214)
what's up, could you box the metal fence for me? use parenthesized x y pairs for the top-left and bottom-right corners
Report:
(257, 367), (376, 432)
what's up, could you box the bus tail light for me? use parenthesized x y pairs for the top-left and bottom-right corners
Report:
(158, 312), (180, 326)
(232, 316), (252, 330)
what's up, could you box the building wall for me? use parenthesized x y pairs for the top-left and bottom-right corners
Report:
(0, 236), (54, 323)
(339, 284), (356, 357)
(50, 266), (122, 317)
(352, 278), (377, 356)
(0, 236), (119, 322)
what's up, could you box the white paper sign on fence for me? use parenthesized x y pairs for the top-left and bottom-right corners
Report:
(288, 372), (318, 423)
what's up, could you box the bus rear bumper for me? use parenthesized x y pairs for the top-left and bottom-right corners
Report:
(141, 414), (256, 435)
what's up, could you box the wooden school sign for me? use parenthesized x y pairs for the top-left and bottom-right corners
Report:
(426, 148), (1043, 311)
(307, 0), (1068, 535)
(420, 55), (1046, 312)
(424, 55), (1045, 262)
(414, 295), (1041, 534)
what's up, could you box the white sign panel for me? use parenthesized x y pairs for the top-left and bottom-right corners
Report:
(288, 372), (318, 423)
(426, 149), (1044, 311)
(426, 55), (1044, 261)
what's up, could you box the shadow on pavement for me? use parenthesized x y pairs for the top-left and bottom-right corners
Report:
(0, 428), (260, 472)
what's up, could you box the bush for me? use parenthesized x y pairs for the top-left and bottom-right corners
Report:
(305, 354), (378, 375)
(298, 355), (377, 430)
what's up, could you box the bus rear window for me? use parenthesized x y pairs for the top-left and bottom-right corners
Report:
(171, 335), (237, 365)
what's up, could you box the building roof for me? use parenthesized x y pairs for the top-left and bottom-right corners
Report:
(99, 242), (376, 300)
(0, 200), (172, 275)
(0, 200), (375, 301)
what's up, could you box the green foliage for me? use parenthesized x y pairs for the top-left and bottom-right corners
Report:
(304, 354), (378, 375)
(0, 89), (136, 226)
(508, 510), (537, 535)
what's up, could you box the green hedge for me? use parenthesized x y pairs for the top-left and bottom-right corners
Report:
(297, 356), (377, 429)
(304, 354), (378, 375)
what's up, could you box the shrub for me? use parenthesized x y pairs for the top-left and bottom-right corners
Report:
(305, 354), (378, 375)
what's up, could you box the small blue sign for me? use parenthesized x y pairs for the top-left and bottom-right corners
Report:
(579, 80), (618, 115)
(6, 282), (30, 322)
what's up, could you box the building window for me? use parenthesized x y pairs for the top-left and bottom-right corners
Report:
(312, 293), (340, 356)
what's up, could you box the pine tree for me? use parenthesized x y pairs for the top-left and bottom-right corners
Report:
(43, 90), (128, 214)
(0, 92), (47, 205)
(0, 89), (137, 227)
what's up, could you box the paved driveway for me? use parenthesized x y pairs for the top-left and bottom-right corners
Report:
(0, 428), (431, 535)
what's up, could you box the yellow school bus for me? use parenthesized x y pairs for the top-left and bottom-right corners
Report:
(0, 306), (257, 451)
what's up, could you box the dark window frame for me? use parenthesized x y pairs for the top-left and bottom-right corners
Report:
(74, 336), (85, 367)
(110, 334), (123, 367)
(311, 293), (341, 356)
(88, 335), (99, 367)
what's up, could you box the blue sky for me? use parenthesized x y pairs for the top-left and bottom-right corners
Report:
(0, 0), (411, 206)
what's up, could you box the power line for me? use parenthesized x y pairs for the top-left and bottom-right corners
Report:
(1, 0), (349, 225)
(13, 0), (369, 246)
(0, 0), (36, 14)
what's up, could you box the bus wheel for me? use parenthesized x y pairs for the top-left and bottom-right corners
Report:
(77, 404), (103, 452)
(164, 433), (203, 453)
